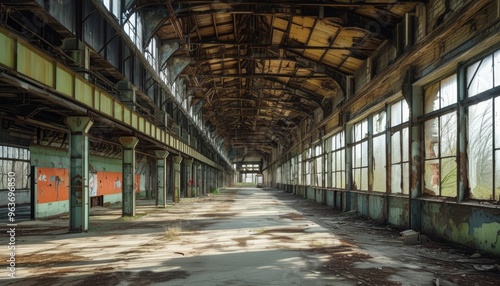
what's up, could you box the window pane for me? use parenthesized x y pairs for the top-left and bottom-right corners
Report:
(424, 82), (440, 113)
(353, 168), (361, 190)
(402, 100), (410, 123)
(468, 55), (493, 97)
(340, 149), (345, 171)
(424, 159), (439, 196)
(353, 144), (362, 168)
(495, 97), (500, 149)
(361, 167), (368, 190)
(373, 134), (386, 192)
(440, 112), (457, 157)
(468, 100), (493, 199)
(391, 101), (402, 126)
(337, 172), (344, 189)
(402, 127), (409, 161)
(424, 119), (439, 159)
(495, 51), (500, 87)
(440, 75), (457, 107)
(440, 158), (457, 197)
(373, 111), (386, 134)
(392, 131), (401, 163)
(391, 164), (402, 194)
(361, 141), (368, 166)
(402, 162), (410, 195)
(495, 150), (500, 201)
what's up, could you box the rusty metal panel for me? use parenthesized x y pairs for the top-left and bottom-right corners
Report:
(17, 43), (54, 87)
(55, 65), (74, 97)
(114, 101), (123, 121)
(0, 31), (15, 68)
(74, 78), (93, 107)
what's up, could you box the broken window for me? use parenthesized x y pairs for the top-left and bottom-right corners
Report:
(145, 37), (158, 71)
(390, 100), (410, 194)
(466, 50), (500, 201)
(373, 111), (387, 192)
(423, 75), (457, 197)
(352, 120), (368, 190)
(0, 146), (30, 191)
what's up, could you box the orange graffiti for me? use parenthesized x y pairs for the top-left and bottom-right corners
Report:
(36, 168), (69, 204)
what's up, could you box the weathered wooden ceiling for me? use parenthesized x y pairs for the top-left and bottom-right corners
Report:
(136, 0), (421, 158)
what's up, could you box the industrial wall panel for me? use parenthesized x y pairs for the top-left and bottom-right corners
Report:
(131, 113), (138, 129)
(74, 78), (93, 107)
(123, 108), (131, 125)
(0, 33), (15, 68)
(55, 66), (73, 97)
(99, 92), (113, 116)
(17, 43), (54, 87)
(114, 101), (123, 121)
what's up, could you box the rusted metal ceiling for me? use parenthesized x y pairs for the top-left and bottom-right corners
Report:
(136, 0), (420, 158)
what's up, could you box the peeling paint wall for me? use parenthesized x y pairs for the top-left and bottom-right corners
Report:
(421, 202), (500, 255)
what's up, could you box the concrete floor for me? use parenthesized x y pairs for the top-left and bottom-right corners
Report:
(2, 188), (499, 286)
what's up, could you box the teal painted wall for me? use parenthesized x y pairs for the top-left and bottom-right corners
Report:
(421, 201), (500, 256)
(387, 196), (409, 229)
(326, 190), (334, 207)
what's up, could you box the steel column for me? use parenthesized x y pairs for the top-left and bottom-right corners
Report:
(119, 136), (139, 217)
(172, 156), (183, 203)
(64, 116), (93, 232)
(155, 150), (169, 207)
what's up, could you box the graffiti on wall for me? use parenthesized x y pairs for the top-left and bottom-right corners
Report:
(36, 168), (142, 203)
(36, 168), (69, 203)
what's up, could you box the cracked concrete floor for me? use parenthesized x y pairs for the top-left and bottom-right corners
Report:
(2, 188), (499, 286)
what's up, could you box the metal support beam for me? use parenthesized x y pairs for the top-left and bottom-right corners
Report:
(184, 158), (194, 197)
(64, 116), (93, 232)
(119, 136), (139, 217)
(155, 150), (169, 207)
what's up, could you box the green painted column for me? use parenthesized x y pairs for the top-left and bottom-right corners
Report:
(172, 156), (183, 203)
(119, 136), (139, 217)
(64, 116), (93, 232)
(194, 162), (201, 197)
(185, 158), (193, 197)
(155, 150), (169, 207)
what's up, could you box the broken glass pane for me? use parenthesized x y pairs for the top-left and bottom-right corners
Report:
(468, 55), (493, 97)
(440, 158), (457, 197)
(468, 100), (493, 200)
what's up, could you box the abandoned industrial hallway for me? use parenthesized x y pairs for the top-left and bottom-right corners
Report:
(3, 188), (499, 286)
